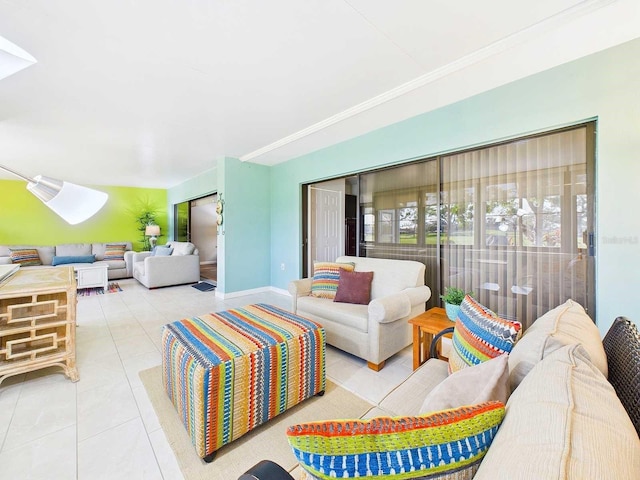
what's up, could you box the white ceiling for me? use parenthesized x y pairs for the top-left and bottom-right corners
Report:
(1, 0), (639, 188)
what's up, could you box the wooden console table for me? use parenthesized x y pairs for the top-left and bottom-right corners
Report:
(408, 307), (456, 370)
(0, 267), (79, 386)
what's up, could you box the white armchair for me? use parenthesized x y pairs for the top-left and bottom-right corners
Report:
(132, 241), (200, 288)
(289, 256), (431, 370)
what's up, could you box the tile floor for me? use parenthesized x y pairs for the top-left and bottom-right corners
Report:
(0, 278), (414, 480)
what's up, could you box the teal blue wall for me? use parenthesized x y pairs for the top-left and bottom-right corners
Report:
(168, 38), (640, 332)
(269, 37), (640, 334)
(217, 158), (271, 294)
(167, 159), (270, 295)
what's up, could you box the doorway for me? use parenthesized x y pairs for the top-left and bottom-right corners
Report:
(174, 194), (218, 283)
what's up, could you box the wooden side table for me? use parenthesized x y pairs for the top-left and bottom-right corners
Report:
(408, 307), (456, 370)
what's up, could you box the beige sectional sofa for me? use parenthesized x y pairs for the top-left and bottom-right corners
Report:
(289, 256), (431, 371)
(0, 242), (134, 280)
(242, 300), (640, 479)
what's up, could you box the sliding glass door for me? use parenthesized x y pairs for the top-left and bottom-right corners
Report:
(347, 122), (595, 329)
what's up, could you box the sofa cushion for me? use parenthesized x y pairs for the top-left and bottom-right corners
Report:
(297, 296), (368, 333)
(56, 243), (92, 257)
(508, 299), (607, 391)
(310, 261), (355, 299)
(97, 259), (126, 270)
(379, 359), (449, 416)
(336, 256), (425, 300)
(51, 255), (95, 266)
(449, 295), (522, 373)
(334, 269), (373, 305)
(474, 344), (640, 480)
(9, 248), (42, 266)
(152, 246), (173, 256)
(287, 402), (505, 480)
(169, 242), (195, 256)
(103, 244), (127, 261)
(420, 354), (509, 413)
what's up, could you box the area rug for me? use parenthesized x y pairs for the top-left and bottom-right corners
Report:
(140, 366), (372, 480)
(191, 281), (215, 292)
(77, 282), (122, 296)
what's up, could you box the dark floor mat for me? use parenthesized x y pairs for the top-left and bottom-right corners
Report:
(191, 281), (216, 292)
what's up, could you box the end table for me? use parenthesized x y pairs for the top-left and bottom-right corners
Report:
(408, 307), (456, 370)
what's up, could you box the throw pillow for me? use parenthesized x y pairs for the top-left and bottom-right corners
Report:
(334, 269), (374, 305)
(508, 299), (607, 391)
(170, 242), (195, 256)
(419, 354), (509, 413)
(448, 295), (522, 373)
(9, 248), (42, 266)
(153, 246), (173, 256)
(310, 261), (355, 299)
(51, 255), (96, 266)
(103, 244), (127, 261)
(287, 402), (505, 480)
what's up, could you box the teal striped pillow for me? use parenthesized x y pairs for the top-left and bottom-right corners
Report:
(9, 248), (42, 266)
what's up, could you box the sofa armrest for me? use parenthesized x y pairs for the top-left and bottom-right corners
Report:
(132, 251), (152, 263)
(288, 278), (312, 296)
(124, 250), (137, 277)
(368, 291), (412, 324)
(288, 278), (312, 313)
(404, 285), (432, 306)
(239, 460), (294, 480)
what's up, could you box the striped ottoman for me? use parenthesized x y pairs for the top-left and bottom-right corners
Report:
(162, 303), (326, 462)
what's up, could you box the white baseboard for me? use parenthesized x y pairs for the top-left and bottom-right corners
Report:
(215, 285), (291, 300)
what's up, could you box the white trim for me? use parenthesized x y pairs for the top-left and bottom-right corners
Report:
(215, 285), (291, 300)
(239, 0), (616, 163)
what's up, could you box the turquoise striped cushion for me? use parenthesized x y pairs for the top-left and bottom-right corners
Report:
(9, 248), (42, 266)
(310, 262), (355, 299)
(288, 402), (505, 479)
(449, 295), (522, 373)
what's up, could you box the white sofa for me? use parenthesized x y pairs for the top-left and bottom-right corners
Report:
(0, 242), (135, 280)
(288, 256), (431, 370)
(132, 241), (200, 288)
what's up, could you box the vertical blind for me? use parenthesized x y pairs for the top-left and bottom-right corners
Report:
(357, 124), (594, 329)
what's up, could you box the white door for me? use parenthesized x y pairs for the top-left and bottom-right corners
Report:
(308, 179), (345, 273)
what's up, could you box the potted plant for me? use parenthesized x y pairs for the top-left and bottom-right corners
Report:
(440, 287), (473, 321)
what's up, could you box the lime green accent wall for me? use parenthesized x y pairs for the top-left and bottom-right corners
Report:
(0, 180), (167, 250)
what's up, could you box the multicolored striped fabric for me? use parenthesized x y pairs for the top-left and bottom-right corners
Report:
(310, 261), (355, 299)
(9, 248), (42, 266)
(162, 303), (326, 459)
(103, 244), (126, 261)
(287, 401), (505, 479)
(449, 295), (522, 373)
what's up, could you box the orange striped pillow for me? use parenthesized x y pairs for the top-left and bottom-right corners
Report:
(310, 262), (355, 299)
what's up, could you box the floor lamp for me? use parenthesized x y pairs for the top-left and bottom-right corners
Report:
(0, 164), (109, 225)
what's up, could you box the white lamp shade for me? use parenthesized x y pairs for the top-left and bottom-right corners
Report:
(0, 35), (37, 80)
(145, 225), (160, 236)
(27, 176), (108, 225)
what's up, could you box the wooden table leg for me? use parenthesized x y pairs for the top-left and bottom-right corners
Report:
(412, 325), (420, 370)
